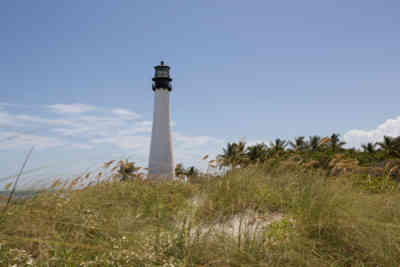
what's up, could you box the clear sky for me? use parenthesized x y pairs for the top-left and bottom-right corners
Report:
(1, 1), (399, 188)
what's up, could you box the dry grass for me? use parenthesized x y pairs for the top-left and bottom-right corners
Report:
(1, 162), (400, 266)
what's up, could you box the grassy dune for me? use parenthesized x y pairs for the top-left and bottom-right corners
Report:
(1, 163), (400, 266)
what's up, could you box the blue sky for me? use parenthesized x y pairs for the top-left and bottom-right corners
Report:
(1, 1), (399, 187)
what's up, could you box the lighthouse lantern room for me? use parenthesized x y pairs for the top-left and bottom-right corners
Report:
(152, 61), (172, 91)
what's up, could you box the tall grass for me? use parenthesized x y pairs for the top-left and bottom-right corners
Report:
(1, 162), (400, 266)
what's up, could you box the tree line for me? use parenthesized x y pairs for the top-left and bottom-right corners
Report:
(216, 134), (400, 172)
(120, 134), (400, 180)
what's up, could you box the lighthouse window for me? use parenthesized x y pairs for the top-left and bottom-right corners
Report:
(157, 70), (168, 77)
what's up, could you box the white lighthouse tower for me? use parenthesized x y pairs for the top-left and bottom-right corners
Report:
(148, 61), (174, 179)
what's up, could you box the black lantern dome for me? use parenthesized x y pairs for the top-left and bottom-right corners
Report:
(152, 61), (172, 91)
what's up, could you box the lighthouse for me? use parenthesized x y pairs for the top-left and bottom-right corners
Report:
(148, 61), (174, 179)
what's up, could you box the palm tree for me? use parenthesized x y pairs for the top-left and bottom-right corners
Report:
(289, 136), (306, 152)
(328, 133), (346, 152)
(246, 143), (268, 164)
(395, 136), (400, 157)
(186, 166), (199, 177)
(217, 141), (247, 169)
(361, 142), (377, 154)
(175, 163), (186, 177)
(218, 142), (235, 169)
(307, 135), (321, 152)
(377, 136), (400, 158)
(118, 160), (141, 181)
(269, 138), (287, 155)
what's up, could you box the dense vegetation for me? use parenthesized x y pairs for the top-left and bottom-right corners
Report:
(1, 134), (400, 266)
(214, 134), (400, 184)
